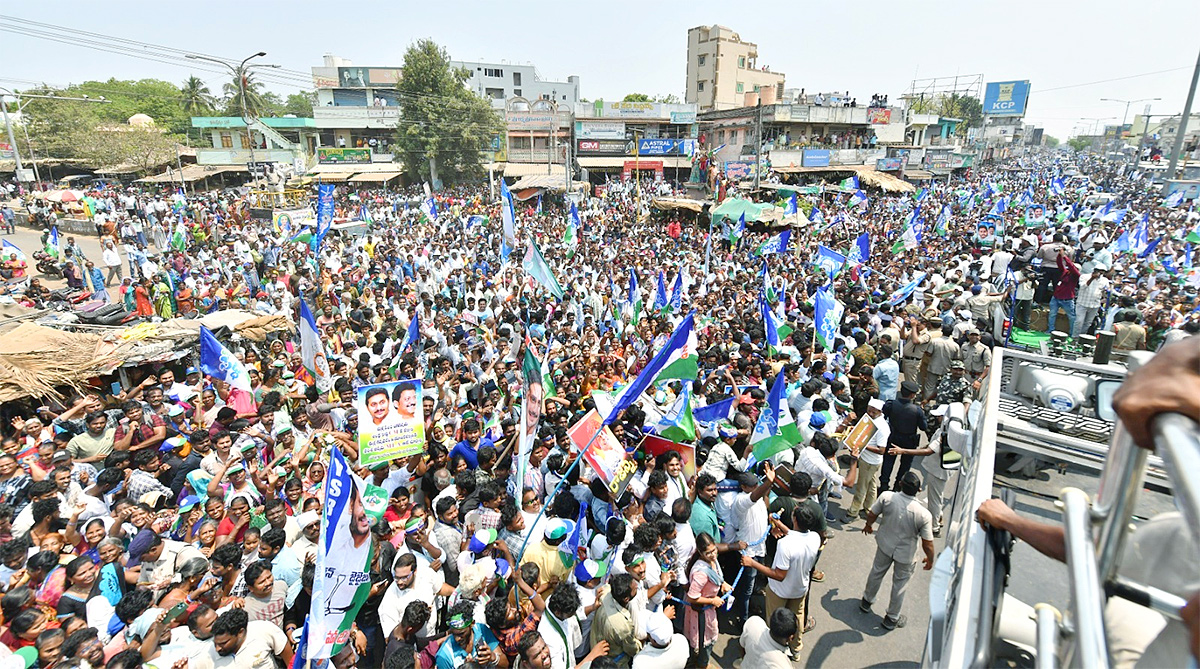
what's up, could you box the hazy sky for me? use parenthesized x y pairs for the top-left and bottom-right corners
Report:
(2, 1), (1198, 140)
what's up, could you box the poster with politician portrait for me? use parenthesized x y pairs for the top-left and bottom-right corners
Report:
(356, 378), (425, 466)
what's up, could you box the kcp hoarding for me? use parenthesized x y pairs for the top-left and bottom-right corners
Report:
(982, 81), (1031, 117)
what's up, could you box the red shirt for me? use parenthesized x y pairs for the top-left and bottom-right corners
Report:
(1054, 254), (1080, 300)
(217, 516), (249, 542)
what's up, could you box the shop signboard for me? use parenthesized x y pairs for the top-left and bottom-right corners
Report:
(802, 149), (831, 167)
(876, 157), (904, 171)
(623, 160), (663, 179)
(577, 120), (625, 139)
(577, 139), (630, 155)
(982, 80), (1031, 116)
(868, 108), (892, 125)
(637, 138), (693, 156)
(670, 110), (697, 124)
(336, 67), (403, 88)
(317, 147), (372, 164)
(508, 112), (567, 130)
(725, 161), (756, 180)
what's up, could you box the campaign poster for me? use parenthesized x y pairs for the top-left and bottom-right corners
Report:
(640, 435), (697, 479)
(356, 378), (425, 466)
(844, 414), (878, 455)
(569, 409), (636, 499)
(1025, 204), (1048, 225)
(307, 448), (387, 658)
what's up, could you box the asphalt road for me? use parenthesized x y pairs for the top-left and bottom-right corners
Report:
(4, 218), (117, 291)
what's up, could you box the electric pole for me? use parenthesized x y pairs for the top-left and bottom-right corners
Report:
(753, 100), (763, 190)
(1166, 46), (1200, 181)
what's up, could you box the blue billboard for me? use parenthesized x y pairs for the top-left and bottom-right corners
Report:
(637, 138), (695, 156)
(983, 81), (1031, 117)
(802, 149), (831, 167)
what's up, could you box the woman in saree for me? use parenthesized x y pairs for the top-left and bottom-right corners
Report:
(175, 282), (196, 316)
(133, 278), (154, 317)
(55, 556), (96, 623)
(151, 273), (174, 319)
(89, 538), (131, 609)
(28, 550), (68, 612)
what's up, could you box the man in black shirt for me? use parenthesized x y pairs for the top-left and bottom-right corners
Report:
(879, 381), (928, 492)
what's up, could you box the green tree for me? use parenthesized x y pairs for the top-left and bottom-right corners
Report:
(77, 125), (178, 173)
(1068, 136), (1092, 152)
(653, 94), (681, 104)
(180, 76), (216, 115)
(394, 39), (504, 186)
(283, 92), (316, 117)
(222, 69), (270, 118)
(1044, 135), (1060, 148)
(622, 93), (652, 102)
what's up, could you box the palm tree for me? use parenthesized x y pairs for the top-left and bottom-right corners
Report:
(222, 68), (269, 119)
(179, 76), (216, 115)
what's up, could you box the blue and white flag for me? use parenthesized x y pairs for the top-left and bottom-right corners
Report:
(421, 197), (438, 221)
(813, 287), (844, 351)
(1098, 200), (1113, 218)
(785, 193), (798, 215)
(1, 240), (25, 261)
(398, 311), (420, 355)
(500, 179), (517, 250)
(988, 196), (1007, 217)
(848, 232), (870, 265)
(313, 184), (335, 251)
(669, 272), (683, 312)
(1114, 231), (1131, 253)
(298, 299), (332, 392)
(762, 298), (786, 350)
(654, 271), (669, 312)
(48, 226), (61, 259)
(815, 245), (846, 278)
(887, 272), (928, 306)
(536, 192), (543, 215)
(1102, 208), (1127, 224)
(756, 229), (791, 256)
(1051, 177), (1065, 196)
(914, 187), (929, 203)
(199, 326), (252, 392)
(1131, 219), (1150, 255)
(811, 208), (825, 226)
(1139, 236), (1162, 259)
(1164, 190), (1185, 208)
(693, 396), (734, 425)
(1185, 243), (1193, 268)
(848, 189), (869, 209)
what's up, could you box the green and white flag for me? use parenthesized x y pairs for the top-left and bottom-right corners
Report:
(654, 382), (697, 443)
(523, 240), (565, 299)
(565, 202), (581, 258)
(654, 327), (700, 382)
(749, 372), (800, 464)
(308, 448), (387, 658)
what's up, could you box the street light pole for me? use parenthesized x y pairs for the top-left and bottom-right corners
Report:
(0, 95), (26, 183)
(1100, 97), (1159, 166)
(1, 88), (109, 186)
(1166, 46), (1200, 181)
(186, 52), (274, 180)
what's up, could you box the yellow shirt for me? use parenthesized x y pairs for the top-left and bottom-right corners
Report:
(522, 539), (572, 584)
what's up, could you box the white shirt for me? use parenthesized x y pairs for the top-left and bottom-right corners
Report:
(859, 415), (890, 466)
(767, 530), (821, 599)
(205, 620), (288, 669)
(795, 446), (844, 490)
(673, 522), (696, 586)
(631, 633), (690, 669)
(378, 554), (445, 639)
(537, 611), (583, 669)
(732, 491), (768, 558)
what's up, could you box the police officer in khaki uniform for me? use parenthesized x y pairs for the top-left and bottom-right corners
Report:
(960, 328), (992, 396)
(923, 323), (960, 401)
(898, 315), (932, 387)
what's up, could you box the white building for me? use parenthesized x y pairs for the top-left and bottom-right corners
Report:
(450, 60), (580, 109)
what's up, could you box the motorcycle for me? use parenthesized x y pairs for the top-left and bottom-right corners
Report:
(32, 251), (62, 278)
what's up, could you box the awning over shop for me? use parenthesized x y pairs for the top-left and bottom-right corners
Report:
(772, 164), (915, 193)
(509, 174), (567, 191)
(313, 173), (355, 182)
(578, 157), (693, 169)
(137, 165), (247, 183)
(904, 169), (935, 180)
(651, 197), (709, 213)
(348, 171), (403, 183)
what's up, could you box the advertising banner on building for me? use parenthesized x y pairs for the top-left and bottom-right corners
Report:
(670, 110), (697, 124)
(317, 147), (372, 164)
(508, 112), (568, 130)
(637, 138), (694, 156)
(802, 149), (832, 167)
(336, 67), (402, 88)
(577, 139), (631, 155)
(876, 157), (905, 171)
(867, 108), (892, 125)
(577, 120), (626, 139)
(623, 160), (664, 179)
(982, 81), (1031, 117)
(356, 379), (426, 465)
(725, 161), (757, 180)
(307, 447), (387, 658)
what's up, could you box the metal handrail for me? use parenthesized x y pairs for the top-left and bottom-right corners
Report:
(1034, 603), (1061, 669)
(1060, 487), (1109, 669)
(1091, 422), (1147, 583)
(1152, 412), (1200, 543)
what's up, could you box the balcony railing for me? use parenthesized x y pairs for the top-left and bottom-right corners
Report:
(505, 148), (567, 163)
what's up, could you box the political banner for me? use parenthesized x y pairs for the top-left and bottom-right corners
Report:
(569, 409), (637, 499)
(307, 448), (388, 658)
(843, 414), (878, 455)
(356, 379), (426, 466)
(640, 435), (697, 479)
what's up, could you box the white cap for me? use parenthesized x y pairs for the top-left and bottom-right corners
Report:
(930, 404), (950, 417)
(646, 611), (674, 646)
(868, 398), (886, 411)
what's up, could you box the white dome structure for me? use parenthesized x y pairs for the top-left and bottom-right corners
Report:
(128, 113), (155, 127)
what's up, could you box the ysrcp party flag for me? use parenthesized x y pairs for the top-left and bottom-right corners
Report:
(356, 379), (426, 466)
(199, 326), (252, 392)
(523, 240), (565, 299)
(815, 245), (846, 278)
(500, 178), (518, 249)
(511, 346), (544, 500)
(755, 229), (791, 256)
(748, 371), (800, 465)
(813, 286), (844, 352)
(298, 299), (332, 392)
(308, 447), (387, 659)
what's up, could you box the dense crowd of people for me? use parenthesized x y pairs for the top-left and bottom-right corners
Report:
(0, 149), (1195, 669)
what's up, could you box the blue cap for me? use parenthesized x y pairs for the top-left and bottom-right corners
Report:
(809, 413), (828, 428)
